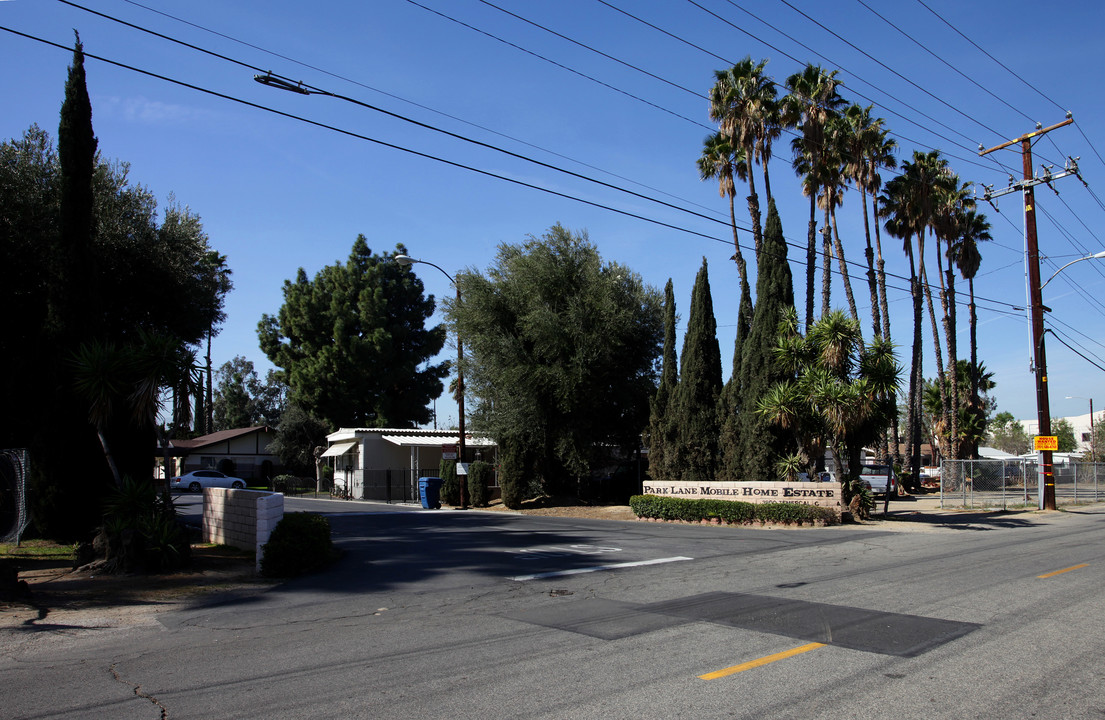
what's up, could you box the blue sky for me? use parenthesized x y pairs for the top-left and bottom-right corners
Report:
(3, 0), (1104, 430)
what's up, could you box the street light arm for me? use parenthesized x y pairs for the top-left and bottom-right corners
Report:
(393, 254), (456, 285)
(1041, 250), (1105, 289)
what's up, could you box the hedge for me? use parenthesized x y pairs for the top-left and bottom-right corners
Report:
(260, 512), (336, 577)
(629, 495), (839, 526)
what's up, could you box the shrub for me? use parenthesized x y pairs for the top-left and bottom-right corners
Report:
(629, 494), (837, 526)
(439, 459), (460, 506)
(467, 461), (492, 507)
(260, 512), (335, 578)
(498, 441), (526, 509)
(99, 476), (190, 573)
(272, 474), (301, 495)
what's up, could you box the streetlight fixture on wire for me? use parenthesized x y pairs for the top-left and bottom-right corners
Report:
(394, 254), (467, 510)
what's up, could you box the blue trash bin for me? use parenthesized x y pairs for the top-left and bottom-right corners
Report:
(418, 476), (443, 509)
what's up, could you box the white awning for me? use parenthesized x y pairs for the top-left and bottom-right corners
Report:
(320, 441), (359, 457)
(380, 435), (497, 448)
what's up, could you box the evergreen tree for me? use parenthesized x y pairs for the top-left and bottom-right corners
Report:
(54, 32), (98, 339)
(34, 36), (105, 540)
(717, 275), (754, 480)
(647, 279), (679, 483)
(737, 199), (795, 481)
(258, 236), (448, 429)
(670, 259), (722, 483)
(452, 224), (662, 496)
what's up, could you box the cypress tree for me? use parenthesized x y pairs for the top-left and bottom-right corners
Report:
(716, 274), (754, 480)
(33, 33), (106, 541)
(671, 259), (722, 483)
(647, 279), (679, 483)
(55, 31), (98, 338)
(737, 199), (796, 481)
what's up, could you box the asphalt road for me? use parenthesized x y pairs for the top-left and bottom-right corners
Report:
(4, 499), (1105, 719)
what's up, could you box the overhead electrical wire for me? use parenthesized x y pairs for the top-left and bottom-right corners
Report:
(3, 22), (1029, 326)
(401, 0), (711, 130)
(28, 1), (1102, 333)
(105, 0), (723, 219)
(853, 0), (1034, 125)
(41, 1), (981, 308)
(686, 0), (1017, 177)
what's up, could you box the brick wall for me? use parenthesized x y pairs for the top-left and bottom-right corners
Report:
(202, 488), (285, 571)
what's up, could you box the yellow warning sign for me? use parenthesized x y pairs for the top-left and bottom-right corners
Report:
(1034, 435), (1058, 451)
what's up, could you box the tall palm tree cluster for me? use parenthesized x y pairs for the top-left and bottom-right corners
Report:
(698, 57), (994, 484)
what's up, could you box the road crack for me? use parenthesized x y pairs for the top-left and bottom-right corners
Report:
(109, 662), (169, 719)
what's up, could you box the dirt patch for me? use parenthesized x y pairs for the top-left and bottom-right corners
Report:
(478, 496), (637, 521)
(0, 545), (272, 633)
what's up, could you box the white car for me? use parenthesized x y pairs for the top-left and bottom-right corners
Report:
(171, 470), (246, 492)
(858, 464), (898, 497)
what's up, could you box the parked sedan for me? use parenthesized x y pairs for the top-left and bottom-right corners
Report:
(171, 470), (246, 492)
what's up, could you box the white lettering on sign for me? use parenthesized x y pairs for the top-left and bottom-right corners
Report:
(642, 481), (843, 510)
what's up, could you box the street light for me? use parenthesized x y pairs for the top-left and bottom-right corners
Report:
(1041, 250), (1105, 289)
(1066, 396), (1095, 461)
(394, 254), (467, 510)
(1030, 249), (1105, 509)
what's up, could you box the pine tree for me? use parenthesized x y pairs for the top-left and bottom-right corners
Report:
(670, 259), (722, 483)
(647, 280), (679, 483)
(737, 199), (796, 481)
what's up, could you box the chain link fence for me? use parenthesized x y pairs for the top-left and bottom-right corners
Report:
(940, 458), (1105, 509)
(1, 449), (30, 545)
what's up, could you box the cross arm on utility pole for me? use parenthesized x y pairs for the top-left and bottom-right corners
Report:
(978, 115), (1075, 511)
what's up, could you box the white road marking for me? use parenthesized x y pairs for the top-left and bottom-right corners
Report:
(509, 556), (693, 582)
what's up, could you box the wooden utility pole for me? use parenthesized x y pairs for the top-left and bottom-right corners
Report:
(979, 116), (1073, 510)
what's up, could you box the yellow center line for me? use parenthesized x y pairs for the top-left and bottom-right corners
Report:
(699, 642), (826, 680)
(1037, 563), (1089, 579)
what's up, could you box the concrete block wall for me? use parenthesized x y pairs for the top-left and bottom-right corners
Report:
(202, 488), (285, 571)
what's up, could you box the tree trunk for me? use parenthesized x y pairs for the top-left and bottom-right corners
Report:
(744, 142), (763, 262)
(830, 205), (860, 332)
(805, 198), (818, 330)
(919, 233), (948, 460)
(860, 191), (881, 339)
(821, 205), (832, 318)
(945, 267), (960, 459)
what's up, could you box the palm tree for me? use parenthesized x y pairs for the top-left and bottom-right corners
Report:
(949, 209), (991, 411)
(697, 132), (750, 292)
(783, 64), (846, 327)
(842, 104), (897, 339)
(843, 104), (898, 462)
(72, 330), (202, 487)
(759, 308), (901, 499)
(880, 170), (925, 485)
(823, 115), (861, 328)
(881, 151), (958, 470)
(709, 57), (777, 261)
(932, 181), (974, 460)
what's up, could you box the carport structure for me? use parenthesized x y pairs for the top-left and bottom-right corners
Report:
(322, 428), (497, 502)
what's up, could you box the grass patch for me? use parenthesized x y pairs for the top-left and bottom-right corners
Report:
(0, 540), (76, 561)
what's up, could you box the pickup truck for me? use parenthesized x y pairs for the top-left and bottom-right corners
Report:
(858, 464), (898, 497)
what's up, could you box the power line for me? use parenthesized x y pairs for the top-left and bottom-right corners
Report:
(853, 0), (1034, 125)
(2, 20), (1036, 321)
(82, 0), (726, 219)
(913, 0), (1066, 113)
(686, 0), (1019, 178)
(402, 0), (711, 130)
